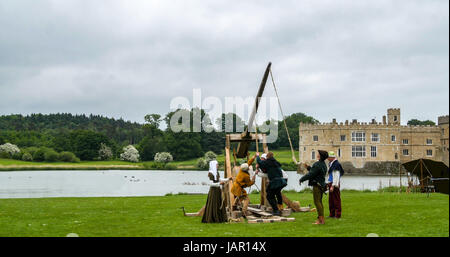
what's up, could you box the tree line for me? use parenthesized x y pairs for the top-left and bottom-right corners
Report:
(0, 111), (314, 161)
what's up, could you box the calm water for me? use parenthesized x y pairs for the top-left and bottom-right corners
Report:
(0, 170), (409, 199)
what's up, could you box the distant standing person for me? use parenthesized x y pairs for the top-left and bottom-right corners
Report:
(299, 150), (328, 225)
(202, 158), (231, 223)
(327, 151), (344, 219)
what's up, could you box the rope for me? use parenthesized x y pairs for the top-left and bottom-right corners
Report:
(269, 68), (298, 164)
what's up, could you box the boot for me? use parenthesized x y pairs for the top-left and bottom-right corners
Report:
(273, 210), (281, 216)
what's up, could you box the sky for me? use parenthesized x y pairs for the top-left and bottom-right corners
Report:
(0, 0), (448, 125)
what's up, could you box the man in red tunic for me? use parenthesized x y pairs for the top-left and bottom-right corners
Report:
(327, 151), (344, 218)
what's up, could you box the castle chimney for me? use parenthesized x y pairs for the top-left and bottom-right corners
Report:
(371, 119), (376, 124)
(382, 116), (386, 124)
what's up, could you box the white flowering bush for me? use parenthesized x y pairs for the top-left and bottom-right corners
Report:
(154, 152), (173, 163)
(120, 145), (140, 162)
(204, 151), (217, 163)
(98, 143), (113, 160)
(196, 157), (208, 170)
(0, 143), (21, 158)
(22, 152), (33, 162)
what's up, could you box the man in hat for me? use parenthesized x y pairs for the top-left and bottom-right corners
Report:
(231, 154), (257, 217)
(327, 151), (344, 218)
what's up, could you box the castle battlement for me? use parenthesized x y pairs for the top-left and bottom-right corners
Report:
(438, 115), (449, 125)
(298, 108), (449, 168)
(300, 122), (439, 129)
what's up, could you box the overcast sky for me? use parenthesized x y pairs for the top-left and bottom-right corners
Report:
(0, 0), (448, 125)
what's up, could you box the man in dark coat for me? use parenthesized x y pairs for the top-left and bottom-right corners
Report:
(299, 150), (328, 225)
(256, 152), (287, 216)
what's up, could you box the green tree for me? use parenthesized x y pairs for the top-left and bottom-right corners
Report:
(138, 114), (165, 161)
(68, 130), (110, 160)
(163, 130), (203, 161)
(407, 119), (436, 126)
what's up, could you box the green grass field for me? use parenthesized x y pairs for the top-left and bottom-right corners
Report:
(0, 148), (300, 171)
(0, 191), (447, 237)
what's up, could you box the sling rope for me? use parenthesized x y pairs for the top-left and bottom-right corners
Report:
(254, 112), (259, 153)
(269, 68), (298, 164)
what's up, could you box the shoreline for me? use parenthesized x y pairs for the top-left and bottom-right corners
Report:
(0, 164), (404, 176)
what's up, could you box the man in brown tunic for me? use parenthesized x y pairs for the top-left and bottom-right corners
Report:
(231, 155), (256, 217)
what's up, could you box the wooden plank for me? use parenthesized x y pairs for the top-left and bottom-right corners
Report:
(247, 207), (273, 217)
(229, 133), (264, 142)
(248, 217), (295, 223)
(246, 207), (264, 213)
(182, 206), (205, 217)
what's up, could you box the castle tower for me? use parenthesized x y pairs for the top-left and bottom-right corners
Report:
(387, 108), (401, 125)
(438, 115), (449, 166)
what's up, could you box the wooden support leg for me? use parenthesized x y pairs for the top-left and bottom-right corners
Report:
(260, 134), (270, 207)
(225, 135), (234, 215)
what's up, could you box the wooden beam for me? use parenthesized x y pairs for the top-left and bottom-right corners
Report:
(281, 194), (301, 212)
(224, 135), (234, 213)
(260, 134), (270, 207)
(236, 62), (272, 157)
(228, 133), (264, 142)
(247, 207), (273, 217)
(245, 62), (272, 136)
(247, 217), (295, 223)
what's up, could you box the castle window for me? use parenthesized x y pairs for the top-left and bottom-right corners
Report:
(391, 135), (396, 142)
(313, 135), (318, 141)
(394, 116), (398, 121)
(352, 145), (366, 157)
(311, 151), (315, 160)
(351, 131), (365, 142)
(338, 148), (341, 157)
(426, 139), (432, 145)
(395, 153), (398, 160)
(402, 149), (409, 156)
(402, 139), (409, 145)
(370, 146), (377, 157)
(426, 149), (433, 156)
(340, 135), (346, 141)
(371, 133), (379, 142)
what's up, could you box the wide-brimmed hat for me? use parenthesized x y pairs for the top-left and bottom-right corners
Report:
(328, 151), (336, 158)
(318, 150), (329, 160)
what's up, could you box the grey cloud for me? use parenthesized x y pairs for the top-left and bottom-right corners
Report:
(0, 0), (448, 124)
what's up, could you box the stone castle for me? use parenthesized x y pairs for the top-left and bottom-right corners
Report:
(298, 108), (449, 174)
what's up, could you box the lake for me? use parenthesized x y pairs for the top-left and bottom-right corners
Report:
(0, 170), (410, 199)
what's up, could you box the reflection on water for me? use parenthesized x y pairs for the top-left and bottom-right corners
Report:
(0, 170), (410, 199)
